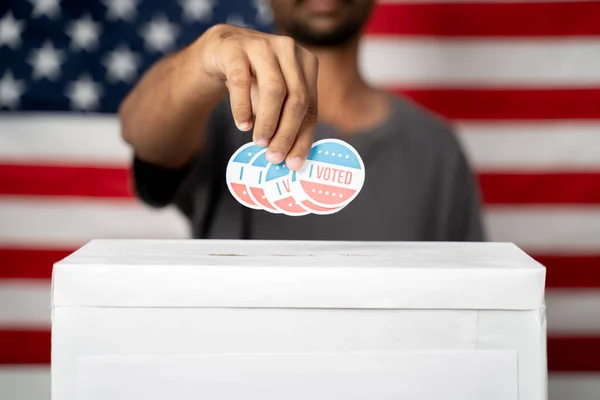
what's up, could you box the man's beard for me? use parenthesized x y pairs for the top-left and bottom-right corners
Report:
(285, 17), (368, 47)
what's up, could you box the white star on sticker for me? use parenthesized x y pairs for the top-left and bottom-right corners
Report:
(179, 0), (215, 22)
(318, 190), (323, 194)
(242, 191), (247, 195)
(345, 155), (350, 159)
(275, 166), (280, 170)
(339, 194), (344, 198)
(253, 0), (273, 24)
(0, 12), (24, 49)
(0, 71), (26, 109)
(338, 154), (342, 158)
(28, 0), (61, 19)
(262, 196), (266, 199)
(318, 150), (322, 154)
(103, 45), (140, 83)
(103, 0), (137, 21)
(140, 14), (179, 53)
(332, 192), (336, 196)
(312, 189), (316, 193)
(283, 164), (287, 169)
(66, 14), (101, 51)
(288, 203), (292, 207)
(247, 152), (252, 156)
(325, 151), (329, 155)
(28, 41), (64, 81)
(331, 152), (336, 156)
(325, 191), (329, 195)
(65, 74), (103, 111)
(226, 14), (250, 28)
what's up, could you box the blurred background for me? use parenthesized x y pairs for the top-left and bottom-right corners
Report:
(1, 0), (599, 399)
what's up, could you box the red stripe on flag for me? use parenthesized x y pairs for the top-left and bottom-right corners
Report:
(479, 173), (600, 205)
(0, 247), (73, 279)
(548, 337), (600, 372)
(0, 330), (50, 364)
(1, 329), (599, 371)
(367, 2), (600, 37)
(393, 88), (600, 120)
(532, 254), (600, 289)
(0, 164), (133, 198)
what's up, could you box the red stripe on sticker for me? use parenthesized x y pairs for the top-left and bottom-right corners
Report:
(392, 88), (600, 120)
(300, 181), (356, 206)
(0, 164), (133, 198)
(479, 173), (600, 205)
(366, 2), (600, 37)
(0, 329), (51, 364)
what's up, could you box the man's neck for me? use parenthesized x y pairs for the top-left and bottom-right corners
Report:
(304, 38), (390, 135)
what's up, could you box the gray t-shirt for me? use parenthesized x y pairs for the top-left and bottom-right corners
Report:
(133, 94), (485, 241)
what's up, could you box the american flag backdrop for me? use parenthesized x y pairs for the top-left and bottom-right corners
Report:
(1, 0), (599, 398)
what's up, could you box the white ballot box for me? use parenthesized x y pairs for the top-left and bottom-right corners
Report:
(51, 240), (547, 400)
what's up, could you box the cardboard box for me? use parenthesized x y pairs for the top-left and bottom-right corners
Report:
(51, 240), (547, 400)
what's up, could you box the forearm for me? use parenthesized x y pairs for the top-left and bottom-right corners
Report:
(119, 38), (227, 169)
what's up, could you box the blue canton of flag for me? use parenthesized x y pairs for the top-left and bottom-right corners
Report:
(0, 0), (274, 113)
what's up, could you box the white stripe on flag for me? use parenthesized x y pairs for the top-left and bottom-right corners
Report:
(546, 290), (600, 335)
(548, 373), (600, 400)
(456, 122), (600, 171)
(3, 116), (600, 171)
(485, 206), (600, 252)
(0, 367), (50, 400)
(360, 38), (600, 87)
(0, 281), (50, 327)
(1, 281), (598, 334)
(0, 197), (189, 246)
(0, 114), (128, 166)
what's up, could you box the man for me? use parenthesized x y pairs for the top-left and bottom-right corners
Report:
(119, 0), (485, 241)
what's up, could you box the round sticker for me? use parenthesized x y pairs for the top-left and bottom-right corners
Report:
(289, 170), (343, 215)
(247, 150), (280, 214)
(263, 162), (310, 216)
(291, 139), (365, 208)
(225, 142), (265, 210)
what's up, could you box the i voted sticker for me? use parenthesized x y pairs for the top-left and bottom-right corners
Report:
(225, 142), (264, 210)
(263, 161), (310, 216)
(291, 139), (365, 209)
(247, 150), (280, 214)
(289, 170), (343, 215)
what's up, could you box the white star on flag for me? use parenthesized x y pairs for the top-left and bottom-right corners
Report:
(276, 166), (280, 170)
(339, 194), (343, 198)
(338, 154), (342, 157)
(0, 71), (26, 109)
(66, 14), (101, 51)
(140, 14), (180, 53)
(325, 151), (329, 155)
(253, 0), (273, 24)
(28, 41), (65, 81)
(0, 12), (24, 49)
(318, 190), (323, 194)
(345, 155), (349, 159)
(318, 150), (322, 154)
(179, 0), (215, 22)
(103, 45), (141, 83)
(28, 0), (61, 19)
(288, 203), (293, 207)
(247, 152), (252, 156)
(332, 152), (336, 156)
(103, 0), (138, 21)
(65, 74), (103, 111)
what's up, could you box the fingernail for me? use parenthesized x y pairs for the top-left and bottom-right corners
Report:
(266, 152), (284, 164)
(286, 157), (304, 171)
(255, 138), (269, 147)
(237, 121), (252, 131)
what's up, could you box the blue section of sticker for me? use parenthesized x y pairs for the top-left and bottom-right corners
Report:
(233, 144), (265, 163)
(307, 142), (361, 169)
(291, 171), (297, 182)
(251, 151), (269, 167)
(265, 162), (289, 182)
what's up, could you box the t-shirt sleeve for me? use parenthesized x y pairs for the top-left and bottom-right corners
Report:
(443, 139), (487, 242)
(130, 98), (229, 211)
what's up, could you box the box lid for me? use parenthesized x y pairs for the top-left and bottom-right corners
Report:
(51, 240), (546, 310)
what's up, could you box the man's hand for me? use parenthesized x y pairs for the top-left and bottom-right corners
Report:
(197, 24), (319, 171)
